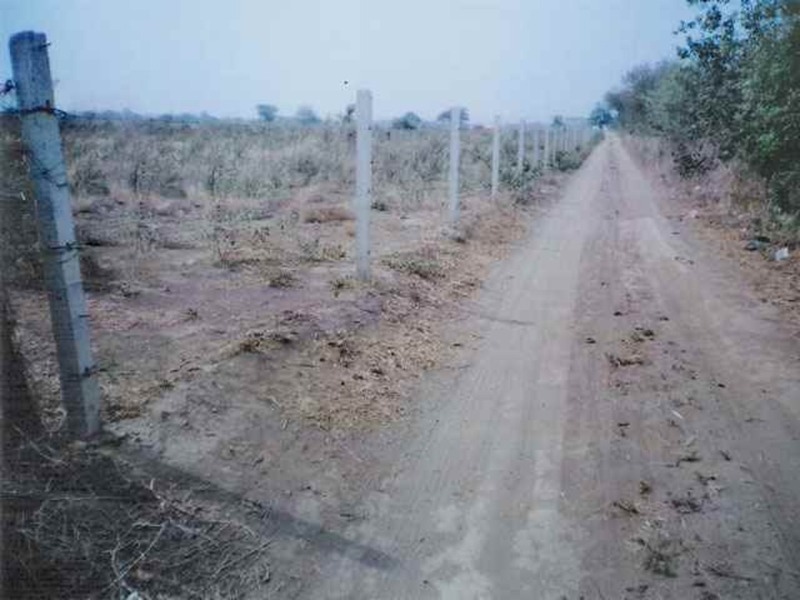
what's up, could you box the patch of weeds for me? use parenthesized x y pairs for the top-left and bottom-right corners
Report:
(299, 238), (347, 262)
(631, 327), (656, 343)
(71, 156), (110, 196)
(268, 268), (297, 288)
(670, 491), (706, 514)
(554, 150), (583, 172)
(675, 450), (701, 467)
(235, 328), (297, 354)
(606, 352), (645, 368)
(384, 251), (445, 281)
(302, 205), (354, 223)
(612, 499), (640, 516)
(327, 336), (360, 367)
(208, 221), (238, 266)
(639, 536), (683, 578)
(330, 276), (357, 297)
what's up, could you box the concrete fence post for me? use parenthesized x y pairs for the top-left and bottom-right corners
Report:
(516, 119), (525, 174)
(10, 31), (101, 437)
(544, 127), (551, 170)
(448, 107), (461, 225)
(355, 89), (372, 281)
(491, 115), (500, 200)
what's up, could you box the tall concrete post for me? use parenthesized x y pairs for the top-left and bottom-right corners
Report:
(491, 115), (500, 199)
(10, 31), (101, 437)
(448, 107), (461, 224)
(544, 127), (551, 170)
(355, 89), (372, 280)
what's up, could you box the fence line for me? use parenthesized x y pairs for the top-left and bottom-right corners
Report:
(5, 29), (603, 434)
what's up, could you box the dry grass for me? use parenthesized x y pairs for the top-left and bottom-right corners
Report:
(3, 440), (272, 599)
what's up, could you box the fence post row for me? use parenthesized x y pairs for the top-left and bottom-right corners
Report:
(448, 106), (461, 225)
(516, 120), (525, 174)
(355, 89), (372, 281)
(491, 115), (500, 200)
(9, 31), (101, 438)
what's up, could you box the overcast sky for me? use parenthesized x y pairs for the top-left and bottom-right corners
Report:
(1, 0), (695, 124)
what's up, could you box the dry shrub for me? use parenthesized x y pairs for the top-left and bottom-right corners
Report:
(297, 237), (347, 263)
(384, 250), (445, 281)
(301, 205), (354, 224)
(267, 268), (298, 288)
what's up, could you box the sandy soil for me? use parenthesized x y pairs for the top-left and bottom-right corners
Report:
(298, 135), (800, 599)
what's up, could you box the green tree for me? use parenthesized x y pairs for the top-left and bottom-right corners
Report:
(392, 111), (423, 130)
(342, 103), (356, 124)
(256, 104), (278, 122)
(589, 103), (615, 128)
(295, 105), (321, 125)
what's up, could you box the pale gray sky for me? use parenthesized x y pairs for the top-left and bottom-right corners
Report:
(1, 0), (694, 124)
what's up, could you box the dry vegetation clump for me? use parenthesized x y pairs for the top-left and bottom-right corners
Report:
(301, 204), (354, 224)
(383, 248), (447, 281)
(2, 440), (272, 599)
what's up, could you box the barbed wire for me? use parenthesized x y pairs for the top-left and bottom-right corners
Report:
(1, 80), (71, 118)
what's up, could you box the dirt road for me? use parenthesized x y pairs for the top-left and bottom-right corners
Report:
(304, 136), (800, 599)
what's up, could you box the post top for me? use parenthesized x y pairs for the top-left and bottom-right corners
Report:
(10, 30), (47, 48)
(9, 30), (54, 110)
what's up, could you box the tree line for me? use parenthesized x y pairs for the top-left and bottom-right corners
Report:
(594, 0), (799, 214)
(256, 103), (472, 130)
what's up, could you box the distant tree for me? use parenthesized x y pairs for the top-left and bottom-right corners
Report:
(256, 104), (279, 122)
(436, 107), (470, 128)
(552, 115), (565, 128)
(342, 103), (356, 124)
(295, 105), (321, 125)
(589, 104), (615, 128)
(392, 111), (423, 130)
